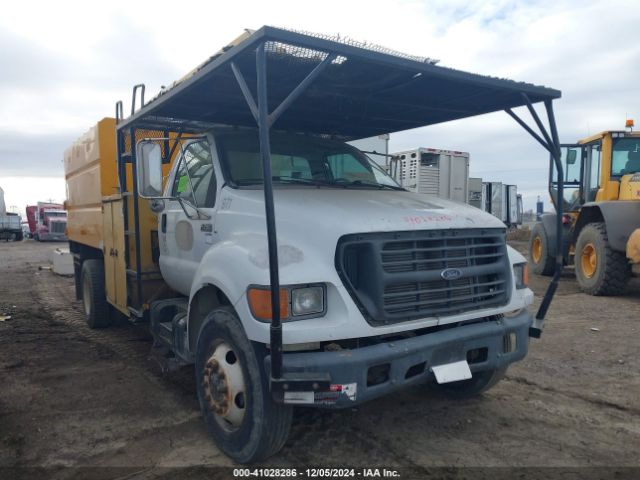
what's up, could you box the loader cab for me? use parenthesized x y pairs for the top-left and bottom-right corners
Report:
(549, 134), (634, 212)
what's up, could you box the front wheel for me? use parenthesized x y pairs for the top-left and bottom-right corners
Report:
(529, 223), (554, 276)
(432, 367), (507, 399)
(574, 222), (630, 295)
(195, 307), (292, 464)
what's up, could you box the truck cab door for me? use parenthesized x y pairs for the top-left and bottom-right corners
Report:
(159, 138), (220, 295)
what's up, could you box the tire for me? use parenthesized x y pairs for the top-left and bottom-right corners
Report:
(432, 335), (511, 399)
(34, 234), (39, 242)
(529, 223), (555, 276)
(80, 259), (111, 328)
(16, 232), (23, 241)
(195, 307), (292, 464)
(574, 222), (630, 296)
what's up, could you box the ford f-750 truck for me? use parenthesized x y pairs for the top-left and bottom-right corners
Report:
(64, 27), (564, 463)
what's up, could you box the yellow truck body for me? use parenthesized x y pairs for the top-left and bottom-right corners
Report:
(64, 118), (174, 315)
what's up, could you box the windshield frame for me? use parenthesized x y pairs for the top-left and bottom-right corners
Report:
(214, 130), (403, 190)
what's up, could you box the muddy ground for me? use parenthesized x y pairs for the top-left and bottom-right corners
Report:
(0, 240), (639, 478)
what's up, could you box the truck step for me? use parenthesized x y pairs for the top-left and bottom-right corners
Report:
(149, 298), (191, 363)
(149, 344), (185, 374)
(156, 321), (173, 346)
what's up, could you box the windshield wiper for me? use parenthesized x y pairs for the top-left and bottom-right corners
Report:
(275, 177), (334, 186)
(338, 180), (405, 191)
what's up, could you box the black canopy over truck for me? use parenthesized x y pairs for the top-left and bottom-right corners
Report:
(69, 27), (563, 462)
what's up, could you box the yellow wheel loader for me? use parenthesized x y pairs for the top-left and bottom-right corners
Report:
(529, 122), (640, 295)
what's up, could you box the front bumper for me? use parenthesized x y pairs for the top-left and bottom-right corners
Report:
(39, 233), (68, 242)
(266, 310), (532, 408)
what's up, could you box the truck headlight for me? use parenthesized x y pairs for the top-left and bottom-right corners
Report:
(247, 284), (326, 321)
(291, 286), (325, 316)
(513, 262), (528, 289)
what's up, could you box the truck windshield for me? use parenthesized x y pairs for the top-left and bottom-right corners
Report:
(611, 137), (640, 177)
(217, 132), (402, 189)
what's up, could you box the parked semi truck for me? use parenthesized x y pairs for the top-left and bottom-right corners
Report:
(0, 187), (23, 242)
(64, 27), (563, 463)
(27, 202), (68, 241)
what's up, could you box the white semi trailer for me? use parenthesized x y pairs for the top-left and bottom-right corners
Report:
(483, 182), (523, 227)
(389, 148), (469, 203)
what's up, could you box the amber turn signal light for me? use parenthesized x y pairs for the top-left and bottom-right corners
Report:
(247, 288), (289, 320)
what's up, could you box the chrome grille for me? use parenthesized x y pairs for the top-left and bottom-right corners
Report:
(49, 221), (67, 234)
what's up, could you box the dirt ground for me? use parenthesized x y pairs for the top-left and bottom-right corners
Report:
(1, 240), (639, 478)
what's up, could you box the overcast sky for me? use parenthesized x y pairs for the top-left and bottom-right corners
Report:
(1, 0), (638, 215)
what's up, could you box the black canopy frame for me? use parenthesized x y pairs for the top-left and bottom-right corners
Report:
(116, 26), (564, 396)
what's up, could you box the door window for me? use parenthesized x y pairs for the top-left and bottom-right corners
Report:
(171, 140), (216, 207)
(551, 145), (582, 212)
(584, 143), (601, 202)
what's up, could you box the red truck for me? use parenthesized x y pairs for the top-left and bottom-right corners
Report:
(26, 202), (68, 241)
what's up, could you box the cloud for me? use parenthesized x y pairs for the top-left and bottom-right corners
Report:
(0, 0), (639, 212)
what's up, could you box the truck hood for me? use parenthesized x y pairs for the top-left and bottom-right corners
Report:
(224, 187), (505, 235)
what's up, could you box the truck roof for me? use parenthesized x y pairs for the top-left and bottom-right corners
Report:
(577, 130), (640, 145)
(118, 26), (561, 139)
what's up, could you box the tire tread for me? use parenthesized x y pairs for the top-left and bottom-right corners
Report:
(575, 222), (630, 296)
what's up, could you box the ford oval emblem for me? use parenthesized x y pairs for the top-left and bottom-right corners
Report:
(440, 268), (463, 281)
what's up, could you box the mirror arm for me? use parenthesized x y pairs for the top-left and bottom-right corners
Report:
(141, 195), (211, 220)
(176, 197), (211, 220)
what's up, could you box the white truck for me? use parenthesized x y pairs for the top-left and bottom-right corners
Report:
(0, 186), (23, 242)
(65, 27), (563, 463)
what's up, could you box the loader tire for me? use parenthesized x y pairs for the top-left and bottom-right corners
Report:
(529, 223), (555, 276)
(81, 259), (111, 328)
(195, 306), (292, 464)
(574, 222), (630, 296)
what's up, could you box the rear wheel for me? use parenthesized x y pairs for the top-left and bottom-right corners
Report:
(529, 223), (555, 276)
(574, 222), (630, 295)
(195, 307), (292, 464)
(80, 259), (111, 328)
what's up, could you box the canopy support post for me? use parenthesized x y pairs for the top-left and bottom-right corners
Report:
(533, 99), (563, 333)
(232, 41), (332, 398)
(504, 100), (563, 337)
(255, 43), (284, 380)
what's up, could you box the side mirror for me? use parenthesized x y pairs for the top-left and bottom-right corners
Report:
(136, 141), (163, 198)
(566, 149), (577, 165)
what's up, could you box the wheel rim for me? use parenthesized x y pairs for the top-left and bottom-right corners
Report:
(82, 274), (91, 315)
(532, 236), (542, 263)
(203, 342), (247, 431)
(581, 242), (597, 278)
